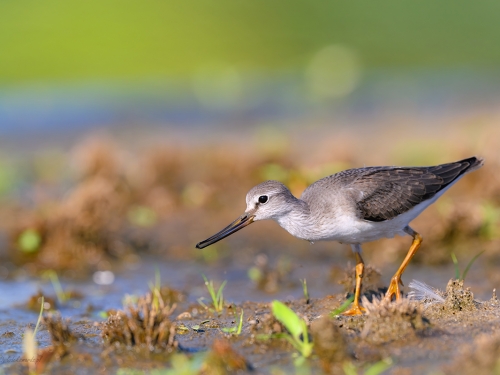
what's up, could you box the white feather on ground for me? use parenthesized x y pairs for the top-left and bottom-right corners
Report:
(408, 280), (445, 306)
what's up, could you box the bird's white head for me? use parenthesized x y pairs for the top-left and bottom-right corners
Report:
(244, 180), (294, 221)
(196, 180), (295, 249)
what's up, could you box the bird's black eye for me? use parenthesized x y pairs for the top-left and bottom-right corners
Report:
(258, 195), (268, 204)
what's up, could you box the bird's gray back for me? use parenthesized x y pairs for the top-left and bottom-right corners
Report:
(300, 157), (482, 223)
(300, 168), (373, 217)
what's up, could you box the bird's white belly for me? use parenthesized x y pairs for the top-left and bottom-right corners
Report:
(279, 182), (454, 244)
(315, 196), (440, 244)
(319, 216), (407, 243)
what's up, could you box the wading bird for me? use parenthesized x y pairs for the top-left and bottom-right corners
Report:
(196, 157), (483, 315)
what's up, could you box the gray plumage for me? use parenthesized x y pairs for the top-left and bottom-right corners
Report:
(304, 156), (484, 223)
(196, 156), (483, 248)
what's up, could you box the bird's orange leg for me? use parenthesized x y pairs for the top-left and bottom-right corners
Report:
(343, 251), (366, 316)
(385, 226), (422, 301)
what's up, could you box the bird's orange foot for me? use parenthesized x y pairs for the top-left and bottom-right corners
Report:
(384, 275), (403, 301)
(343, 303), (366, 316)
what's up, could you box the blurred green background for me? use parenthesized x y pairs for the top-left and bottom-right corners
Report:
(2, 0), (500, 84)
(1, 0), (500, 134)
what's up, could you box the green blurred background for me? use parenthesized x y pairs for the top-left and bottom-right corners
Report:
(1, 0), (500, 135)
(2, 0), (500, 83)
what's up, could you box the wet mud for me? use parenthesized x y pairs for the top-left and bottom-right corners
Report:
(1, 259), (500, 375)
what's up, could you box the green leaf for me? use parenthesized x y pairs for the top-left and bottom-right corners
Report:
(18, 229), (42, 253)
(271, 300), (304, 340)
(330, 295), (355, 317)
(33, 296), (44, 338)
(236, 310), (244, 335)
(462, 250), (485, 281)
(451, 252), (460, 280)
(365, 358), (393, 375)
(342, 361), (358, 375)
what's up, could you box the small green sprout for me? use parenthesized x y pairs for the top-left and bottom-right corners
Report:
(23, 297), (44, 375)
(222, 310), (244, 335)
(201, 275), (227, 313)
(191, 320), (210, 332)
(33, 296), (44, 338)
(148, 267), (161, 310)
(330, 295), (355, 317)
(43, 270), (69, 304)
(271, 300), (313, 358)
(343, 358), (393, 375)
(300, 279), (310, 304)
(190, 325), (203, 332)
(451, 250), (485, 281)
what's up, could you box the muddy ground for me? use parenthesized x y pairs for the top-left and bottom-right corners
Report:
(1, 122), (500, 374)
(1, 256), (500, 375)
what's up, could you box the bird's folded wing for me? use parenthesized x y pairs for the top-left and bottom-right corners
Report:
(352, 162), (468, 222)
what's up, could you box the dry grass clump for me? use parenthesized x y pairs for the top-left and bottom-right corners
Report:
(200, 339), (249, 375)
(311, 316), (350, 374)
(101, 292), (177, 350)
(71, 137), (125, 180)
(361, 297), (430, 345)
(445, 332), (500, 375)
(129, 146), (180, 214)
(45, 177), (129, 262)
(15, 176), (131, 274)
(43, 313), (81, 358)
(8, 138), (135, 274)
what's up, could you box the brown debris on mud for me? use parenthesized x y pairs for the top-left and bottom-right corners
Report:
(101, 292), (177, 350)
(311, 316), (351, 374)
(43, 313), (82, 358)
(423, 278), (491, 320)
(2, 284), (500, 375)
(443, 279), (478, 312)
(360, 297), (431, 345)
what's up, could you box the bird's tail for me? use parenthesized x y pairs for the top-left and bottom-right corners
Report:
(460, 156), (484, 174)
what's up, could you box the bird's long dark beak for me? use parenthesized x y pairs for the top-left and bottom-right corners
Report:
(196, 213), (255, 249)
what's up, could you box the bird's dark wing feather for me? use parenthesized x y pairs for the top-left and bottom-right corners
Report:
(350, 158), (480, 222)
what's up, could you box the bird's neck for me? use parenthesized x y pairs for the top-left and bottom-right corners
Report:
(275, 198), (317, 241)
